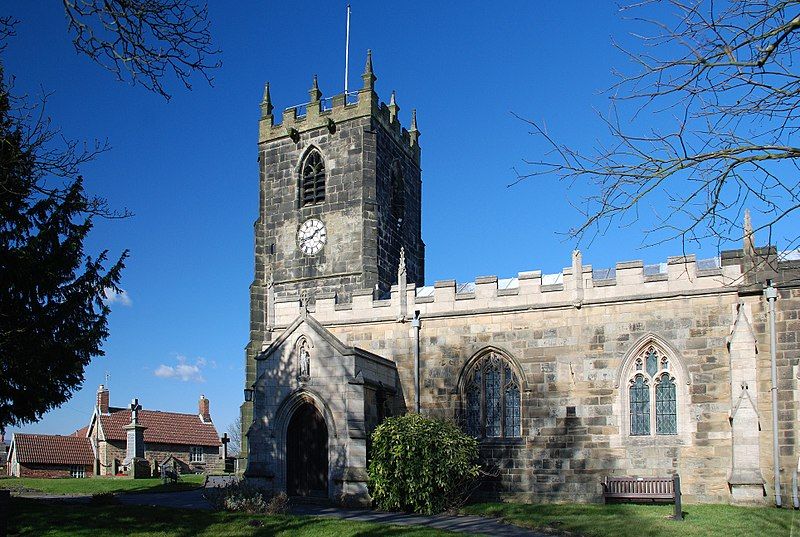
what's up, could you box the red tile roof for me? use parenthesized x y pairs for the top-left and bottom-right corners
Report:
(12, 434), (94, 465)
(72, 426), (89, 437)
(99, 409), (220, 447)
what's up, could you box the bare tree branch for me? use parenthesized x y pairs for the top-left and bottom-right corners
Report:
(519, 0), (800, 256)
(62, 0), (221, 101)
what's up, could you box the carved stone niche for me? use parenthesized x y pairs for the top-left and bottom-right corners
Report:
(296, 336), (312, 383)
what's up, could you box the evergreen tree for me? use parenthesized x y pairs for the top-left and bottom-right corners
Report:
(0, 66), (127, 431)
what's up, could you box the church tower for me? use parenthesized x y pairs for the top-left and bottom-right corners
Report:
(241, 52), (424, 461)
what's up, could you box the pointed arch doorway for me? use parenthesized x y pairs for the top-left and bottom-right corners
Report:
(286, 402), (328, 497)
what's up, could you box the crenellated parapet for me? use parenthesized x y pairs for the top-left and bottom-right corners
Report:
(258, 50), (420, 164)
(267, 250), (756, 329)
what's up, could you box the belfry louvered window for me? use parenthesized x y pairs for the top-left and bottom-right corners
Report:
(300, 149), (325, 206)
(465, 352), (521, 438)
(628, 346), (677, 436)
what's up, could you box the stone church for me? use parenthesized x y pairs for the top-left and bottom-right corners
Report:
(241, 51), (800, 507)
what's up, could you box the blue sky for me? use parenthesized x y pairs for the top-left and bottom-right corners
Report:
(3, 1), (792, 439)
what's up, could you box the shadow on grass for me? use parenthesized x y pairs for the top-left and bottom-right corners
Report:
(9, 498), (451, 537)
(463, 501), (800, 537)
(0, 476), (204, 496)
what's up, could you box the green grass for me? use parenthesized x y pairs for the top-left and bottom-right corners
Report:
(0, 474), (205, 495)
(462, 501), (800, 537)
(7, 498), (455, 536)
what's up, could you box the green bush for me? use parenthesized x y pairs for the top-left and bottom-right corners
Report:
(367, 413), (481, 514)
(204, 481), (269, 514)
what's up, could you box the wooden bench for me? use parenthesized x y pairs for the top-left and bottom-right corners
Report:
(602, 475), (682, 520)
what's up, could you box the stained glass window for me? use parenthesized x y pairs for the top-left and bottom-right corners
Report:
(463, 353), (521, 438)
(301, 150), (325, 206)
(645, 349), (658, 377)
(627, 343), (680, 437)
(630, 375), (650, 436)
(466, 370), (481, 437)
(655, 374), (677, 435)
(485, 362), (501, 437)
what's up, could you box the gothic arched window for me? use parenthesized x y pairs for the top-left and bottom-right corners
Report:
(628, 346), (677, 436)
(300, 149), (325, 206)
(390, 161), (405, 225)
(464, 352), (521, 438)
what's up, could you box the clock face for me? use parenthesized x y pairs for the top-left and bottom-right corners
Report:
(297, 218), (327, 256)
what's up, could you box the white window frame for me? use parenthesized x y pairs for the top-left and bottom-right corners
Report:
(69, 465), (85, 478)
(189, 446), (204, 463)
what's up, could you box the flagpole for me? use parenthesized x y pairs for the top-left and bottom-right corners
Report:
(344, 3), (351, 94)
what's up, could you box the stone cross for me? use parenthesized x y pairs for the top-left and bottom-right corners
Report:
(220, 433), (230, 460)
(130, 398), (141, 424)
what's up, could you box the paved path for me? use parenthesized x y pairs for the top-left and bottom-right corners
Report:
(116, 488), (546, 536)
(291, 503), (547, 536)
(117, 488), (209, 510)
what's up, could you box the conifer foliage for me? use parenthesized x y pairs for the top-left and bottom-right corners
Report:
(0, 66), (127, 431)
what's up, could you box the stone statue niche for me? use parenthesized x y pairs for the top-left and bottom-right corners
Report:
(297, 337), (311, 382)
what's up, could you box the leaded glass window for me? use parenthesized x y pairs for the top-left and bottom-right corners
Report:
(655, 374), (677, 435)
(645, 349), (658, 377)
(627, 344), (679, 437)
(463, 352), (521, 438)
(466, 369), (481, 436)
(629, 375), (650, 436)
(485, 363), (501, 437)
(300, 149), (325, 206)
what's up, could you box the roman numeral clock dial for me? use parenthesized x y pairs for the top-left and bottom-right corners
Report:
(297, 218), (327, 256)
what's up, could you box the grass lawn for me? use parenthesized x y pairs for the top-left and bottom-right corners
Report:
(7, 498), (455, 536)
(463, 501), (800, 537)
(0, 474), (205, 495)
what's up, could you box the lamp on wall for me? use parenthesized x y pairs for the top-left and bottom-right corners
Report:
(244, 388), (254, 402)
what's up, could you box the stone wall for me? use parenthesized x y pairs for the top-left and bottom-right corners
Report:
(143, 442), (223, 475)
(98, 439), (222, 475)
(327, 290), (742, 503)
(243, 76), (425, 464)
(18, 464), (91, 478)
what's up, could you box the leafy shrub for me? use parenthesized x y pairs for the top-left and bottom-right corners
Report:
(266, 491), (290, 514)
(368, 413), (481, 514)
(204, 481), (268, 514)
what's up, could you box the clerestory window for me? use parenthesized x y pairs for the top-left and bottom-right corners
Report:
(628, 346), (677, 436)
(300, 149), (325, 206)
(464, 352), (521, 438)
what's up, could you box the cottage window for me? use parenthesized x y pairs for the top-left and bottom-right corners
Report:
(69, 465), (85, 478)
(190, 446), (204, 463)
(628, 346), (678, 436)
(465, 352), (521, 438)
(300, 149), (325, 206)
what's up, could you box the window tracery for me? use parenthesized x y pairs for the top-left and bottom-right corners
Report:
(464, 352), (521, 438)
(627, 345), (677, 436)
(300, 149), (325, 206)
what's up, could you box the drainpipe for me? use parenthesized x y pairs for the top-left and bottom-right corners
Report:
(765, 279), (782, 507)
(412, 310), (421, 413)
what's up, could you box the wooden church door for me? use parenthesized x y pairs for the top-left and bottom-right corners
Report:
(286, 402), (328, 497)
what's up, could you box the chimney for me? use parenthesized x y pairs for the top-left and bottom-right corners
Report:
(97, 384), (110, 414)
(199, 395), (211, 423)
